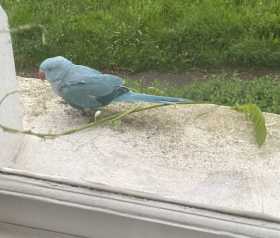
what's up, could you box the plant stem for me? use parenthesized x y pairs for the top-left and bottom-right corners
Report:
(0, 91), (192, 139)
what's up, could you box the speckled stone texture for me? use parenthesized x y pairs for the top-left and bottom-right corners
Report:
(12, 76), (280, 219)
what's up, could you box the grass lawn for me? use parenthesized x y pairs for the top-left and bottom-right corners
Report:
(2, 0), (280, 72)
(126, 73), (280, 114)
(2, 0), (280, 113)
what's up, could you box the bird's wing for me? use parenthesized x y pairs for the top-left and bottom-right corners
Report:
(64, 74), (124, 97)
(62, 83), (103, 109)
(73, 64), (102, 75)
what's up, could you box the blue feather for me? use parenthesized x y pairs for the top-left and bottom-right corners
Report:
(114, 92), (191, 104)
(39, 56), (192, 110)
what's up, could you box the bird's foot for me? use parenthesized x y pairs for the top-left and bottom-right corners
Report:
(83, 110), (102, 122)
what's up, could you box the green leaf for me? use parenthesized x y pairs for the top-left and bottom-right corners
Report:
(234, 104), (267, 146)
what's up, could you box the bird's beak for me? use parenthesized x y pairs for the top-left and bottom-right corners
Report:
(38, 70), (46, 81)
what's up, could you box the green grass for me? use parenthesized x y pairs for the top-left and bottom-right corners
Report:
(2, 1), (280, 114)
(2, 0), (280, 71)
(126, 74), (280, 114)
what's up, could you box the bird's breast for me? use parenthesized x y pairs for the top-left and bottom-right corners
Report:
(51, 80), (64, 97)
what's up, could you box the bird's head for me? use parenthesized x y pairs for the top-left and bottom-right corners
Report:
(38, 56), (73, 82)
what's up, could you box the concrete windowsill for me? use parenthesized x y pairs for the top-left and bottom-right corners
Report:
(1, 5), (280, 238)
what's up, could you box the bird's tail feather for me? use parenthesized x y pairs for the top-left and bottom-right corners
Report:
(113, 92), (192, 104)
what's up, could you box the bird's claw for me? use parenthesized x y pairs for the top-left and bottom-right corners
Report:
(85, 110), (102, 122)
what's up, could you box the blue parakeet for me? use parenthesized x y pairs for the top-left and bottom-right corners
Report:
(38, 56), (192, 111)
